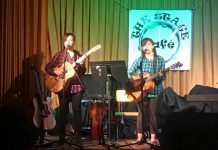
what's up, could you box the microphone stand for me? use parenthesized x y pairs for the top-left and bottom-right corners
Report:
(59, 51), (82, 148)
(61, 50), (68, 104)
(95, 66), (113, 149)
(106, 71), (112, 145)
(103, 66), (116, 149)
(113, 51), (160, 149)
(140, 50), (146, 143)
(97, 66), (106, 145)
(112, 51), (147, 149)
(139, 51), (160, 149)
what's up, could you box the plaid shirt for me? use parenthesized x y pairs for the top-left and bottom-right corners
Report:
(45, 50), (86, 93)
(128, 55), (165, 98)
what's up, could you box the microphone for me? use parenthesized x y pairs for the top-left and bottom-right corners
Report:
(65, 44), (73, 50)
(96, 65), (101, 76)
(141, 50), (145, 58)
(96, 65), (101, 71)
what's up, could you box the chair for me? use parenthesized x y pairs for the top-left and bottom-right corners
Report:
(115, 90), (138, 139)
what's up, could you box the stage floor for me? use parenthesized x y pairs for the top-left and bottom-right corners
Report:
(32, 135), (160, 150)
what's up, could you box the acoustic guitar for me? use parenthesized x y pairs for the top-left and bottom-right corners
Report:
(127, 61), (183, 103)
(31, 65), (56, 130)
(45, 44), (101, 93)
(32, 97), (56, 130)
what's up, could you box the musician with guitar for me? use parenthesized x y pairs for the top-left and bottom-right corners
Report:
(127, 38), (165, 146)
(45, 33), (86, 147)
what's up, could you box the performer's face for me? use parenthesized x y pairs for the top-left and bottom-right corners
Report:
(64, 35), (75, 50)
(142, 40), (154, 54)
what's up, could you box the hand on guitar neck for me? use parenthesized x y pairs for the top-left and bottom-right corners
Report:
(127, 61), (183, 103)
(138, 70), (164, 87)
(45, 44), (101, 93)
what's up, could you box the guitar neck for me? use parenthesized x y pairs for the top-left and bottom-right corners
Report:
(75, 48), (96, 64)
(146, 68), (169, 82)
(143, 62), (182, 82)
(71, 52), (88, 67)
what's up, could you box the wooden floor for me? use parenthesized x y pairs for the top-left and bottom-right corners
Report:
(31, 135), (160, 150)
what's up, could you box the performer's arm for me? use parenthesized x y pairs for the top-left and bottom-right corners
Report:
(156, 56), (166, 81)
(128, 58), (140, 79)
(75, 50), (86, 75)
(45, 53), (60, 76)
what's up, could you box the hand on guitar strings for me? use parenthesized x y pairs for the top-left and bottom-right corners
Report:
(54, 69), (67, 79)
(158, 69), (165, 77)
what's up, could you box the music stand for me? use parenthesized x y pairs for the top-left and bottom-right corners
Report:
(90, 60), (129, 146)
(90, 60), (128, 86)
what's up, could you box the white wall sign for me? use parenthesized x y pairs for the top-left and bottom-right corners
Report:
(129, 10), (192, 70)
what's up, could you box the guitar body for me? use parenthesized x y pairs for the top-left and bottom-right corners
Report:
(127, 73), (155, 103)
(126, 62), (183, 103)
(45, 44), (102, 93)
(44, 74), (64, 93)
(127, 91), (147, 103)
(45, 62), (75, 93)
(33, 97), (56, 130)
(130, 73), (155, 91)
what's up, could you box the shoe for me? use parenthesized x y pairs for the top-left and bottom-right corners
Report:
(74, 138), (83, 148)
(131, 140), (138, 144)
(150, 139), (160, 146)
(57, 136), (65, 146)
(57, 140), (64, 146)
(150, 133), (160, 146)
(74, 142), (83, 149)
(131, 139), (145, 144)
(132, 133), (145, 144)
(98, 139), (105, 145)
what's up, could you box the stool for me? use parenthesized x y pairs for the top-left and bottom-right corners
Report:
(115, 90), (138, 139)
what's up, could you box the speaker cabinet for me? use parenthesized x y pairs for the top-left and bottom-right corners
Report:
(160, 112), (218, 150)
(0, 107), (38, 148)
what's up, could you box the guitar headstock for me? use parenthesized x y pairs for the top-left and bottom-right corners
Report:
(90, 44), (101, 53)
(169, 61), (183, 70)
(77, 44), (101, 63)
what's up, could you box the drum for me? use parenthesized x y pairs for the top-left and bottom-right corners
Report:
(88, 100), (108, 140)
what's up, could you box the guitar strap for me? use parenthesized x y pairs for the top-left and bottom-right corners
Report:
(73, 50), (80, 70)
(153, 55), (157, 74)
(73, 50), (79, 60)
(153, 56), (162, 85)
